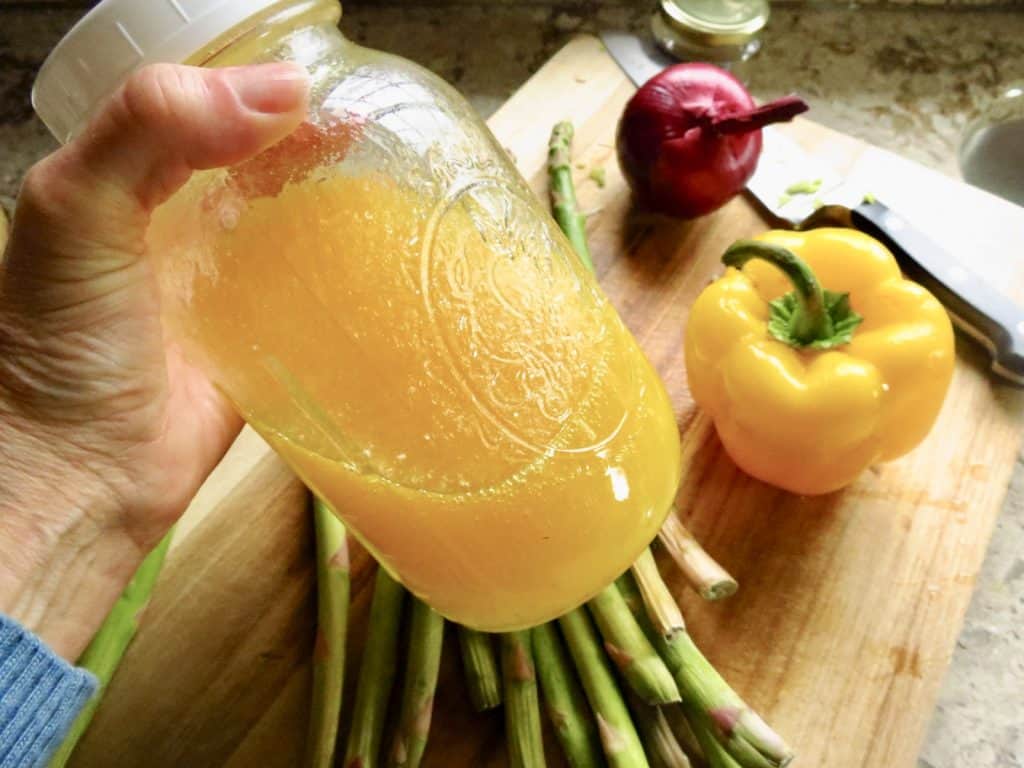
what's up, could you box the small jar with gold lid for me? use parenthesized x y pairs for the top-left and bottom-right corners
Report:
(652, 0), (769, 66)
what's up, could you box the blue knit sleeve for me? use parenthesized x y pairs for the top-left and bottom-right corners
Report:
(0, 615), (97, 768)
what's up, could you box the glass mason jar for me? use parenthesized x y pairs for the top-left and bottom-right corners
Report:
(34, 0), (681, 630)
(652, 0), (769, 68)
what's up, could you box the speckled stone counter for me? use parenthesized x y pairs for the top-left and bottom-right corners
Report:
(1, 3), (1022, 766)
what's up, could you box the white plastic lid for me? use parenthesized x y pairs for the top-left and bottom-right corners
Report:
(33, 0), (282, 143)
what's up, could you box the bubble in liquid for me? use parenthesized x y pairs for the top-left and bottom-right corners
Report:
(219, 204), (241, 231)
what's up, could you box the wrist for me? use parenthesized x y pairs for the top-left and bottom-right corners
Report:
(0, 413), (145, 662)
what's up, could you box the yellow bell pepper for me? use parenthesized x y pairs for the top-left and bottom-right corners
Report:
(684, 228), (954, 496)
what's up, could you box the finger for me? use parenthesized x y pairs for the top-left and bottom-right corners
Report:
(13, 62), (309, 256)
(79, 62), (310, 209)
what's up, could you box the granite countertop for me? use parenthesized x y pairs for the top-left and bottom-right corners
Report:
(1, 2), (1023, 766)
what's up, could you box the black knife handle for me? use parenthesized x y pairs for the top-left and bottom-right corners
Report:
(851, 200), (1024, 386)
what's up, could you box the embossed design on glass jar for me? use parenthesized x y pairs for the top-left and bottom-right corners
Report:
(419, 178), (627, 458)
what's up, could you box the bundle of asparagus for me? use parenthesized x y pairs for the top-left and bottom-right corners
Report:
(317, 532), (786, 768)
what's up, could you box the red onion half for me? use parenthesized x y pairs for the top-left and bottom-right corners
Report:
(617, 63), (808, 219)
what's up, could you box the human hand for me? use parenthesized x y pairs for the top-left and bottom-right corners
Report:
(0, 62), (309, 660)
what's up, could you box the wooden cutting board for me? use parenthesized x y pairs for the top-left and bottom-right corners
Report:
(70, 35), (1024, 768)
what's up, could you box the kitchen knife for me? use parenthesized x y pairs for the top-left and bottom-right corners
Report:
(600, 30), (1024, 385)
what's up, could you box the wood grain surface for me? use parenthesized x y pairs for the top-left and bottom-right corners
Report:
(70, 35), (1024, 768)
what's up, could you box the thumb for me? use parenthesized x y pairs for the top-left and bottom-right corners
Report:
(12, 62), (309, 261)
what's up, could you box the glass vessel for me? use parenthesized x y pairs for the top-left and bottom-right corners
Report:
(959, 81), (1024, 207)
(35, 0), (682, 630)
(652, 0), (769, 66)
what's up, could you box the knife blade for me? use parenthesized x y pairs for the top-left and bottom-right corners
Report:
(600, 30), (675, 88)
(600, 29), (1024, 385)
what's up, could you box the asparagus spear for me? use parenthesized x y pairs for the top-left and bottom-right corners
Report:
(547, 120), (690, 648)
(559, 609), (648, 768)
(681, 705), (743, 768)
(587, 582), (680, 705)
(548, 121), (594, 272)
(456, 627), (502, 711)
(662, 706), (706, 766)
(630, 549), (686, 642)
(532, 623), (605, 768)
(543, 117), (774, 768)
(344, 567), (406, 768)
(624, 691), (692, 768)
(658, 514), (737, 602)
(389, 599), (445, 768)
(548, 121), (735, 611)
(307, 498), (351, 768)
(48, 530), (175, 768)
(501, 630), (546, 768)
(616, 574), (792, 768)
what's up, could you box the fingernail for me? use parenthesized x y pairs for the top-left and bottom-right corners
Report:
(227, 63), (309, 114)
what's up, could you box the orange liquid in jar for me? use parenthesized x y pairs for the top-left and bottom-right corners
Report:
(152, 131), (681, 629)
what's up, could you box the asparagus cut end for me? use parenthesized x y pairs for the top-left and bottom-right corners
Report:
(702, 580), (739, 602)
(631, 549), (686, 639)
(456, 627), (502, 711)
(658, 514), (737, 602)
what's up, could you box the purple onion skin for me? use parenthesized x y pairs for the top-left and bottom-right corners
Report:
(616, 63), (764, 219)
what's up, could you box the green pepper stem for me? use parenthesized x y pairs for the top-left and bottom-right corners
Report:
(722, 240), (831, 345)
